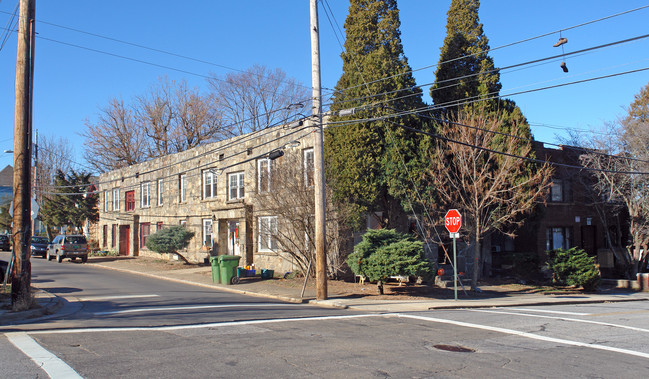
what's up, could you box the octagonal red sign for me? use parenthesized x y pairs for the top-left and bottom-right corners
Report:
(445, 209), (462, 234)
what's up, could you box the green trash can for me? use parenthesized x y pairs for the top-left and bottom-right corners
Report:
(209, 256), (220, 283)
(218, 255), (241, 285)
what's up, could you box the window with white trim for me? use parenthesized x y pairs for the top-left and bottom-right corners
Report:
(103, 191), (108, 212)
(157, 179), (164, 206)
(203, 218), (213, 247)
(179, 174), (187, 203)
(228, 172), (245, 200)
(258, 158), (271, 193)
(113, 188), (120, 211)
(203, 170), (216, 199)
(258, 216), (278, 251)
(141, 182), (151, 208)
(303, 148), (314, 187)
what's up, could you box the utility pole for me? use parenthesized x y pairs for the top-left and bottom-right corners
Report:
(310, 0), (327, 300)
(12, 0), (35, 310)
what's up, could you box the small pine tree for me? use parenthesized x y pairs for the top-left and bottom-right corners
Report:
(347, 229), (432, 283)
(547, 247), (601, 291)
(146, 226), (195, 264)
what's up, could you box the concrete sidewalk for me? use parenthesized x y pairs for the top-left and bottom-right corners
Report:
(84, 257), (649, 312)
(2, 256), (649, 325)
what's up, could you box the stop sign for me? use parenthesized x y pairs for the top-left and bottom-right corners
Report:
(445, 209), (462, 234)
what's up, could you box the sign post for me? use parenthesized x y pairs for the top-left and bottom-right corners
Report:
(445, 209), (462, 300)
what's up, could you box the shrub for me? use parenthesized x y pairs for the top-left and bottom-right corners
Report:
(146, 226), (195, 263)
(546, 247), (601, 291)
(347, 229), (433, 283)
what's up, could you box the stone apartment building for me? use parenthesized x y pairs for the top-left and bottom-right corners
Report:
(97, 123), (316, 273)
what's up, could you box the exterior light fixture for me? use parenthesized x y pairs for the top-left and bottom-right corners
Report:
(268, 150), (284, 160)
(287, 120), (303, 128)
(338, 108), (356, 117)
(284, 141), (301, 149)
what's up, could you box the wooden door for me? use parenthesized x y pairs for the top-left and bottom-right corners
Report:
(119, 225), (130, 256)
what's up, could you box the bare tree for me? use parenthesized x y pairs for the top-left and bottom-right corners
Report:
(429, 110), (553, 289)
(135, 77), (175, 157)
(578, 84), (649, 275)
(257, 149), (351, 278)
(208, 65), (310, 135)
(82, 98), (149, 173)
(170, 80), (226, 152)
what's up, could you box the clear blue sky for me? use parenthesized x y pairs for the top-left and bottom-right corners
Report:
(2, 0), (649, 173)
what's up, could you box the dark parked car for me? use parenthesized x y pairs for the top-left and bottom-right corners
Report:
(30, 236), (50, 258)
(0, 258), (10, 281)
(47, 234), (88, 263)
(0, 234), (10, 251)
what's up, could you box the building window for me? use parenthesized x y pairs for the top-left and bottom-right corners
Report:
(550, 179), (563, 202)
(180, 219), (187, 228)
(179, 174), (187, 203)
(258, 158), (271, 193)
(546, 227), (572, 251)
(113, 188), (120, 211)
(103, 191), (108, 212)
(125, 191), (135, 211)
(203, 219), (213, 247)
(141, 182), (151, 208)
(157, 222), (163, 231)
(258, 216), (278, 251)
(140, 222), (151, 248)
(303, 148), (314, 187)
(203, 170), (216, 199)
(228, 172), (245, 200)
(111, 224), (117, 248)
(157, 179), (164, 206)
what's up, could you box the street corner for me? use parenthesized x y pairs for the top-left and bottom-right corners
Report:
(0, 288), (64, 326)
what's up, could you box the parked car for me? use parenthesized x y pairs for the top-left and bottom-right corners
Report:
(30, 236), (50, 258)
(0, 234), (11, 251)
(47, 234), (88, 263)
(0, 258), (10, 281)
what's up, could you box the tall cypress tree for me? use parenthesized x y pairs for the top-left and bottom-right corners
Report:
(325, 0), (428, 230)
(431, 0), (501, 114)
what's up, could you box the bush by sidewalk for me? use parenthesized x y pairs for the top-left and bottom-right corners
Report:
(546, 247), (601, 291)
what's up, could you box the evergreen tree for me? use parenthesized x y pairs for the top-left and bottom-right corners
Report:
(325, 0), (429, 229)
(40, 170), (99, 234)
(431, 0), (501, 114)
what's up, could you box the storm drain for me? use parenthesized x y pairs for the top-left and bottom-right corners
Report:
(433, 344), (475, 353)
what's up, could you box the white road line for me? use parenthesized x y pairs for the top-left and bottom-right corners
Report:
(393, 313), (649, 360)
(504, 307), (591, 316)
(466, 308), (649, 333)
(94, 302), (302, 316)
(78, 294), (160, 301)
(26, 314), (386, 334)
(15, 312), (649, 360)
(6, 332), (83, 379)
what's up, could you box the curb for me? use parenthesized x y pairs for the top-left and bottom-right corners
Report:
(87, 263), (310, 305)
(428, 297), (649, 310)
(0, 291), (64, 326)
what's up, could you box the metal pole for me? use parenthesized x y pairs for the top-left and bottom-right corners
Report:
(453, 235), (457, 301)
(310, 0), (327, 300)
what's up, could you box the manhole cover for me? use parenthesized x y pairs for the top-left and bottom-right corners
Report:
(433, 344), (475, 353)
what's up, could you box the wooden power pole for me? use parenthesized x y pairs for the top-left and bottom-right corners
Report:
(310, 0), (327, 300)
(12, 0), (35, 310)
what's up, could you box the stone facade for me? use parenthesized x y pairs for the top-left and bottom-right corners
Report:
(97, 123), (316, 274)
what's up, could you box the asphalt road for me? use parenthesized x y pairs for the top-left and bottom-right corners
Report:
(2, 255), (649, 378)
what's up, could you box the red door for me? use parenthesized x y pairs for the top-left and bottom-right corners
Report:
(119, 225), (130, 256)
